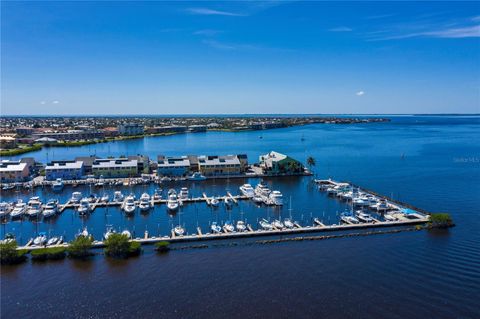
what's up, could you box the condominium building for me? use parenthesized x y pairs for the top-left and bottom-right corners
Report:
(45, 160), (84, 180)
(157, 156), (191, 176)
(0, 160), (30, 183)
(197, 155), (242, 176)
(91, 158), (138, 178)
(118, 123), (144, 136)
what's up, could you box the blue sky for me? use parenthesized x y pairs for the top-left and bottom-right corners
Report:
(1, 1), (479, 115)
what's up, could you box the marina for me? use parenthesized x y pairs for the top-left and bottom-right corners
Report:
(1, 176), (431, 249)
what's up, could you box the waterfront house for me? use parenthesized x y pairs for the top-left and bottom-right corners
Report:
(45, 160), (84, 180)
(118, 123), (144, 136)
(0, 160), (30, 183)
(0, 135), (17, 149)
(92, 158), (138, 178)
(157, 156), (191, 177)
(197, 155), (242, 176)
(259, 151), (304, 175)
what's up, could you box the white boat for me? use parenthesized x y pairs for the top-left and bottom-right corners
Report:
(239, 184), (255, 198)
(77, 198), (92, 215)
(71, 191), (82, 203)
(138, 193), (151, 211)
(284, 218), (295, 229)
(236, 220), (247, 232)
(210, 222), (222, 233)
(47, 237), (59, 246)
(2, 233), (16, 244)
(224, 196), (233, 208)
(104, 228), (116, 240)
(123, 195), (136, 214)
(210, 197), (219, 207)
(273, 219), (284, 229)
(167, 192), (179, 211)
(161, 176), (172, 182)
(255, 183), (271, 196)
(174, 225), (185, 236)
(100, 194), (110, 202)
(27, 197), (43, 217)
(11, 200), (27, 218)
(179, 187), (189, 200)
(121, 230), (132, 239)
(51, 178), (64, 192)
(113, 191), (124, 202)
(340, 212), (360, 224)
(224, 221), (235, 232)
(42, 199), (59, 218)
(0, 202), (12, 218)
(77, 227), (90, 238)
(153, 189), (162, 200)
(356, 211), (374, 223)
(33, 232), (47, 246)
(384, 213), (397, 221)
(370, 199), (389, 212)
(259, 219), (273, 230)
(269, 190), (283, 206)
(252, 195), (263, 204)
(188, 172), (206, 181)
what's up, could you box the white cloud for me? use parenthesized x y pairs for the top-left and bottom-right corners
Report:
(193, 29), (223, 37)
(368, 24), (480, 41)
(40, 101), (46, 105)
(356, 91), (365, 96)
(52, 100), (60, 104)
(329, 27), (352, 32)
(186, 8), (245, 17)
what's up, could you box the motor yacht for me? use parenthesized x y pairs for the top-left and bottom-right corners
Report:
(47, 237), (59, 246)
(224, 197), (233, 208)
(239, 184), (255, 198)
(167, 192), (179, 211)
(188, 172), (206, 181)
(123, 195), (136, 214)
(77, 227), (90, 238)
(273, 219), (284, 229)
(0, 202), (12, 218)
(259, 219), (273, 230)
(284, 218), (295, 229)
(138, 193), (151, 211)
(77, 198), (92, 215)
(252, 195), (263, 204)
(113, 191), (124, 203)
(370, 199), (389, 212)
(42, 199), (59, 218)
(255, 183), (271, 196)
(33, 232), (47, 246)
(121, 230), (132, 239)
(153, 189), (162, 200)
(210, 222), (222, 233)
(104, 227), (116, 240)
(100, 194), (110, 202)
(340, 211), (360, 224)
(179, 187), (189, 200)
(383, 213), (397, 221)
(27, 197), (43, 217)
(51, 178), (64, 192)
(224, 221), (235, 232)
(174, 225), (185, 236)
(3, 233), (16, 244)
(236, 220), (247, 232)
(269, 191), (283, 206)
(11, 200), (28, 219)
(356, 211), (374, 223)
(71, 191), (82, 203)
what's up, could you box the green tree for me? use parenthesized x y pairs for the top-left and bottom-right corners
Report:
(154, 241), (170, 253)
(0, 241), (28, 265)
(428, 213), (454, 228)
(307, 156), (316, 174)
(67, 236), (94, 258)
(104, 233), (141, 258)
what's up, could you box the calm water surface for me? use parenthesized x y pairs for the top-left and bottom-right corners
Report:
(2, 116), (479, 318)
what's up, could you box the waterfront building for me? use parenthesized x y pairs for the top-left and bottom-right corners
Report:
(32, 129), (104, 141)
(118, 123), (144, 136)
(0, 135), (17, 149)
(15, 127), (34, 136)
(92, 158), (138, 178)
(259, 151), (304, 175)
(128, 155), (150, 174)
(146, 125), (188, 134)
(45, 160), (84, 180)
(188, 125), (207, 132)
(34, 137), (58, 145)
(157, 156), (191, 176)
(197, 155), (242, 176)
(102, 127), (119, 137)
(74, 156), (98, 176)
(0, 160), (30, 183)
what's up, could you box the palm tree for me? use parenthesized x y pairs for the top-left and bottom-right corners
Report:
(307, 156), (316, 175)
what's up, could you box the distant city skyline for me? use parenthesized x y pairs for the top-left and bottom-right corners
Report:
(1, 1), (479, 115)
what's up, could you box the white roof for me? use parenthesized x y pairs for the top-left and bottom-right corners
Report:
(0, 161), (27, 172)
(46, 161), (83, 170)
(158, 157), (190, 168)
(93, 159), (137, 168)
(198, 155), (240, 166)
